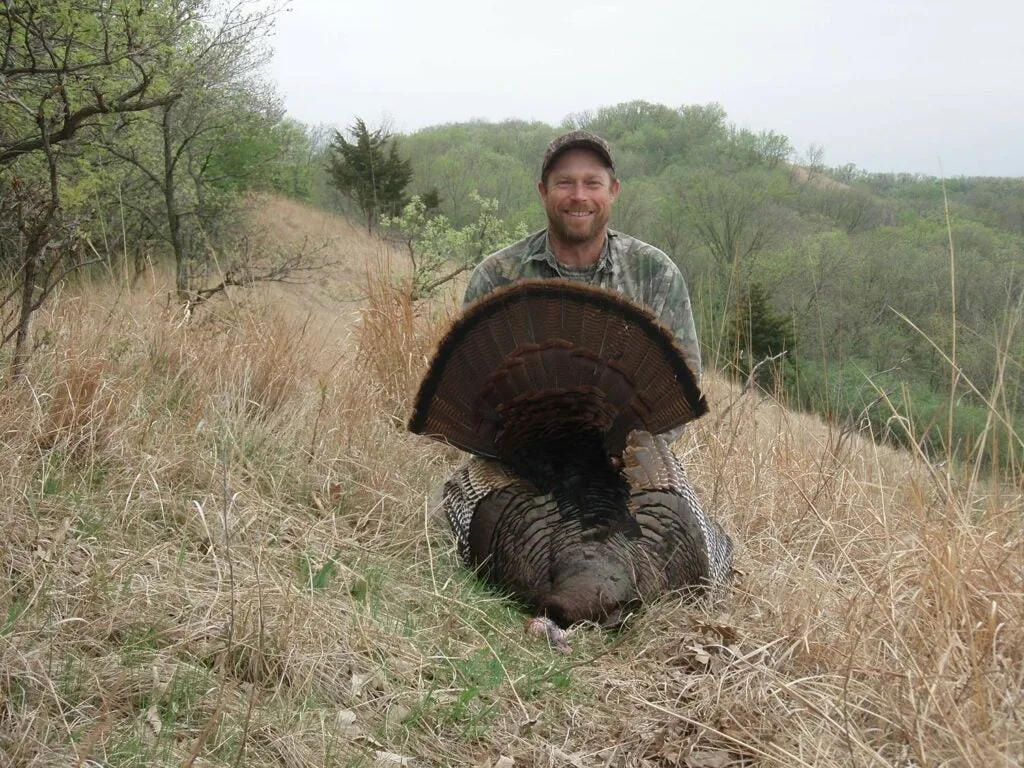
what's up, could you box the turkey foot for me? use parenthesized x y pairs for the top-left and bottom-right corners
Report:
(524, 616), (572, 653)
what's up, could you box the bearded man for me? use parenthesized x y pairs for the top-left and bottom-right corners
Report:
(425, 133), (726, 631)
(463, 130), (701, 380)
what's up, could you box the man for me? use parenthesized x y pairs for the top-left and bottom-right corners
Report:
(463, 130), (702, 380)
(426, 133), (730, 631)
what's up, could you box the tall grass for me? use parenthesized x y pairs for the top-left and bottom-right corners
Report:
(693, 207), (1024, 766)
(1, 198), (1021, 766)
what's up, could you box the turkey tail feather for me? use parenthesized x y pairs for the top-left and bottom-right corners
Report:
(408, 280), (706, 459)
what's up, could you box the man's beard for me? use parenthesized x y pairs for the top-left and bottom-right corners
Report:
(549, 211), (605, 245)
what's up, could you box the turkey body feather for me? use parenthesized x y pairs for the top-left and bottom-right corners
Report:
(409, 280), (732, 626)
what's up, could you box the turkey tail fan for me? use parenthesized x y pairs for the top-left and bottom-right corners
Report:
(408, 280), (707, 459)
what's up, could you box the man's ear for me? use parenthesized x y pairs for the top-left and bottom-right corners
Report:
(537, 179), (547, 200)
(609, 177), (621, 201)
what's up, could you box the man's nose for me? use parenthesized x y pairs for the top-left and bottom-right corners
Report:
(568, 182), (590, 198)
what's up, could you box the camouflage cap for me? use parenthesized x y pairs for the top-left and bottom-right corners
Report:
(541, 130), (615, 181)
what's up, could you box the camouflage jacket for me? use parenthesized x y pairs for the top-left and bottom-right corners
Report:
(463, 228), (702, 379)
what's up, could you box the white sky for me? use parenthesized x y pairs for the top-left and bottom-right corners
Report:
(269, 0), (1024, 177)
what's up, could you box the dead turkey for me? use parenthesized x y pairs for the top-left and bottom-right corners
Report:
(409, 280), (733, 627)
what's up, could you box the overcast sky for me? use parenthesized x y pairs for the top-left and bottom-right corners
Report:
(268, 0), (1024, 177)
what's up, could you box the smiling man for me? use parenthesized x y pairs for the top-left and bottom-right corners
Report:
(463, 130), (702, 379)
(434, 132), (726, 630)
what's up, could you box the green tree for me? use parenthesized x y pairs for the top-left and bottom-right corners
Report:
(1, 0), (297, 352)
(327, 119), (412, 232)
(0, 0), (190, 375)
(755, 130), (793, 169)
(402, 137), (538, 227)
(102, 76), (282, 302)
(420, 187), (443, 212)
(382, 192), (527, 299)
(684, 170), (782, 265)
(726, 282), (797, 387)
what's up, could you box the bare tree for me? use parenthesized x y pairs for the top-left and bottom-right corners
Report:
(96, 1), (280, 302)
(684, 171), (775, 265)
(1, 0), (188, 375)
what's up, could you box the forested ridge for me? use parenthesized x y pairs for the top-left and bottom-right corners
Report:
(3, 3), (1023, 470)
(385, 104), (1024, 472)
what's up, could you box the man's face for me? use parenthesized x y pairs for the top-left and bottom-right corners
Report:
(539, 149), (620, 247)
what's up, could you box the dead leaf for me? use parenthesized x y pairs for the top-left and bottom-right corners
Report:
(687, 644), (711, 666)
(386, 703), (412, 727)
(335, 709), (361, 737)
(695, 621), (741, 645)
(140, 704), (162, 745)
(350, 671), (379, 698)
(549, 747), (585, 768)
(145, 705), (162, 736)
(684, 748), (736, 768)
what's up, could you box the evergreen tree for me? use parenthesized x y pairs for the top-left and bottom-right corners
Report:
(327, 119), (412, 231)
(727, 282), (797, 386)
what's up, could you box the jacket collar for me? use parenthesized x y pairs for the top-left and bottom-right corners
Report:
(524, 229), (617, 273)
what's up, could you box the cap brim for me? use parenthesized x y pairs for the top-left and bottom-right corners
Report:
(543, 141), (614, 176)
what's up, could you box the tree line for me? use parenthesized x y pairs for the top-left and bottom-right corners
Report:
(1, 0), (324, 375)
(331, 101), (1024, 472)
(4, 6), (1022, 473)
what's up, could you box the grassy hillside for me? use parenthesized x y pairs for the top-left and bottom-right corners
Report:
(1, 197), (1021, 767)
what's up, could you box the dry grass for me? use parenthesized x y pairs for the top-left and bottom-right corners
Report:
(1, 198), (1021, 767)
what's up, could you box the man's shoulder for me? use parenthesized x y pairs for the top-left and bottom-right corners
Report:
(481, 229), (545, 266)
(464, 229), (546, 305)
(473, 229), (545, 279)
(608, 230), (679, 273)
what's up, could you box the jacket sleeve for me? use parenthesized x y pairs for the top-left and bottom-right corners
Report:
(645, 259), (701, 382)
(665, 269), (702, 382)
(462, 264), (496, 308)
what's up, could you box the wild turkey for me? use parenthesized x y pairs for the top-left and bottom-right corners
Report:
(409, 280), (733, 627)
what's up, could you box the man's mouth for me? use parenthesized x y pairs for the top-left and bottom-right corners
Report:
(565, 211), (593, 218)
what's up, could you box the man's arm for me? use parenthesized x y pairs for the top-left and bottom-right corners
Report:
(665, 270), (702, 381)
(639, 251), (702, 445)
(462, 263), (497, 308)
(647, 261), (702, 381)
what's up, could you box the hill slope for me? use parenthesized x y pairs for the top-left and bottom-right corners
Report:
(1, 198), (1020, 767)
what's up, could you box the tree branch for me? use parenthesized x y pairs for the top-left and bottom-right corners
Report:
(101, 144), (163, 187)
(743, 350), (788, 393)
(414, 262), (474, 299)
(1, 90), (180, 165)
